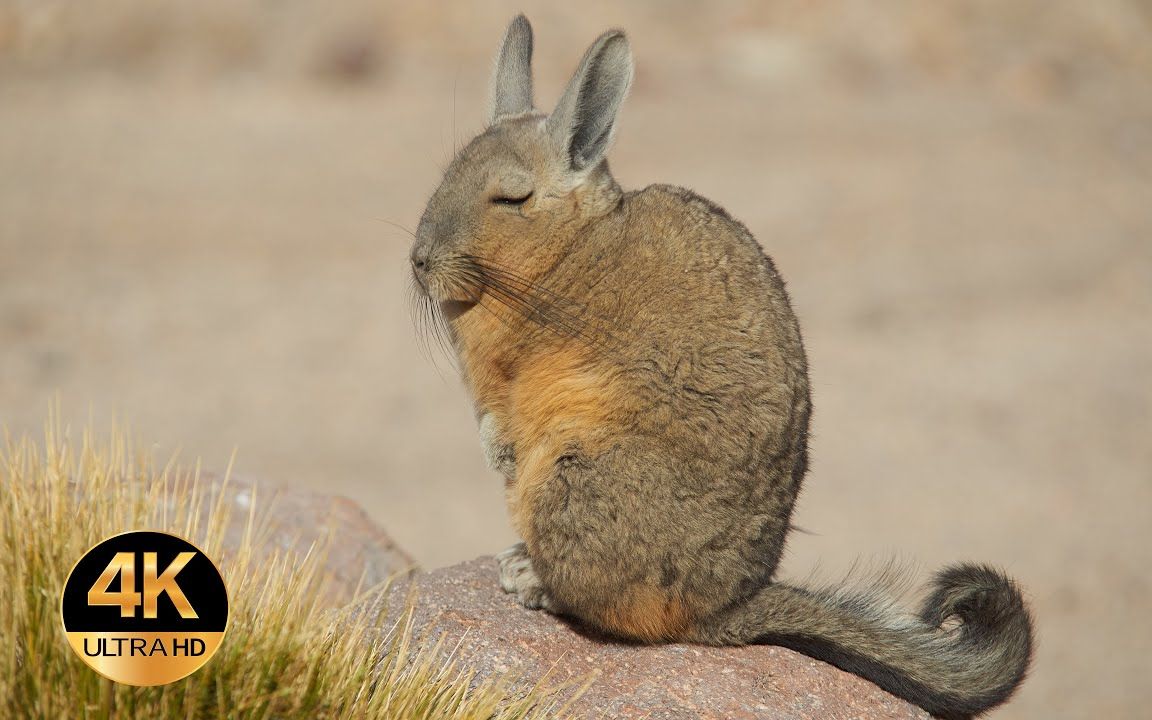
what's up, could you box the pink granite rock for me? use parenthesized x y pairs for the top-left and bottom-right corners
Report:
(195, 472), (415, 604)
(193, 478), (930, 718)
(376, 557), (931, 720)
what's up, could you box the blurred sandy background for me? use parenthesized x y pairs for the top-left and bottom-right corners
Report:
(1, 1), (1150, 717)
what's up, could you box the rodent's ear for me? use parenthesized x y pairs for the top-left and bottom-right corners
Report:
(547, 30), (633, 173)
(489, 15), (534, 123)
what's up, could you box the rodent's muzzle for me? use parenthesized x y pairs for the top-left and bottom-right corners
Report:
(409, 245), (431, 293)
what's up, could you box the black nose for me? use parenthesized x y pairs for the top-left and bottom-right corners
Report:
(410, 248), (429, 272)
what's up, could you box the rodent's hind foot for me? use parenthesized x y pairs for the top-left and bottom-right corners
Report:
(496, 542), (554, 611)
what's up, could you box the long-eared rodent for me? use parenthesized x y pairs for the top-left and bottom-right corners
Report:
(408, 15), (1032, 719)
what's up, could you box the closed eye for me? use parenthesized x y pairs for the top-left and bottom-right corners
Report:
(491, 192), (533, 207)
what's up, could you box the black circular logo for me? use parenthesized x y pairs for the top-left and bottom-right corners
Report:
(61, 531), (228, 685)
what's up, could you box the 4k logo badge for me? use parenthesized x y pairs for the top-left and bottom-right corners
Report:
(61, 531), (229, 686)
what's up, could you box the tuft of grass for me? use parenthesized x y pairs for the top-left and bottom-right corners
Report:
(0, 419), (570, 719)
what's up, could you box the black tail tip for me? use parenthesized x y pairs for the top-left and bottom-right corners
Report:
(917, 564), (1035, 718)
(920, 563), (1032, 636)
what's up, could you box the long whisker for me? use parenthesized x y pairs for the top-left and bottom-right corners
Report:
(427, 295), (455, 362)
(463, 255), (586, 308)
(472, 294), (526, 337)
(456, 265), (587, 338)
(377, 218), (417, 238)
(407, 273), (454, 371)
(408, 277), (433, 360)
(484, 280), (597, 344)
(409, 250), (625, 368)
(465, 257), (621, 348)
(457, 260), (622, 354)
(475, 279), (587, 342)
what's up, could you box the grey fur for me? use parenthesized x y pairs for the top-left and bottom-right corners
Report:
(490, 14), (534, 122)
(497, 541), (553, 610)
(478, 411), (516, 478)
(547, 30), (633, 171)
(408, 17), (1034, 720)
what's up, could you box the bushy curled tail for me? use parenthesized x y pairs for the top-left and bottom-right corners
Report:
(689, 563), (1033, 719)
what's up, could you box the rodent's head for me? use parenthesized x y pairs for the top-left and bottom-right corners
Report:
(410, 15), (633, 310)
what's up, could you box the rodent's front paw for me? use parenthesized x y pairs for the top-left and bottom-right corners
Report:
(496, 542), (553, 611)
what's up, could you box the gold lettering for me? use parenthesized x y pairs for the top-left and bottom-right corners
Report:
(142, 551), (198, 619)
(87, 552), (140, 617)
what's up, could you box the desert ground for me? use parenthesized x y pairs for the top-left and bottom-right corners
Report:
(1, 2), (1149, 718)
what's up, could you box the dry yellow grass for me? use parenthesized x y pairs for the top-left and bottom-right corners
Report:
(0, 418), (570, 719)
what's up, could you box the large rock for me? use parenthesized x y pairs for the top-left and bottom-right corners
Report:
(373, 558), (929, 720)
(194, 473), (415, 604)
(195, 477), (928, 718)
